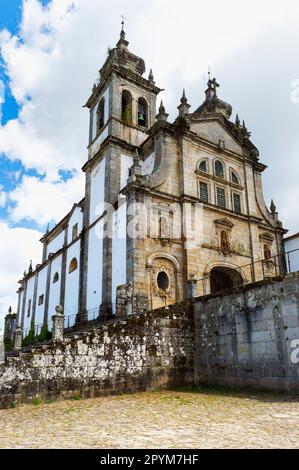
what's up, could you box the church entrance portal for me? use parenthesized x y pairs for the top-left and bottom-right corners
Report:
(210, 266), (243, 294)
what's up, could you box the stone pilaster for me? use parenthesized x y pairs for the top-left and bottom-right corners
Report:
(77, 180), (91, 324)
(44, 259), (52, 325)
(21, 280), (27, 329)
(31, 270), (39, 324)
(16, 288), (22, 325)
(59, 228), (68, 309)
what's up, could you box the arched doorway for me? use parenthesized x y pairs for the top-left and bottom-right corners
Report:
(210, 266), (243, 294)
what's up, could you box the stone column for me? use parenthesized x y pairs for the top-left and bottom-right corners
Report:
(187, 278), (198, 300)
(14, 324), (23, 351)
(52, 305), (64, 342)
(59, 228), (68, 310)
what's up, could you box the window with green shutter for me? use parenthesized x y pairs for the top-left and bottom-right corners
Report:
(215, 160), (224, 178)
(233, 193), (241, 213)
(216, 187), (226, 208)
(199, 182), (208, 202)
(199, 160), (207, 173)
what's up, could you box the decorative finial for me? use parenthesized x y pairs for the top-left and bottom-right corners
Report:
(133, 148), (140, 166)
(148, 68), (154, 82)
(46, 223), (50, 234)
(28, 260), (33, 273)
(180, 88), (187, 104)
(235, 114), (240, 127)
(23, 270), (27, 278)
(128, 148), (142, 182)
(156, 100), (169, 121)
(120, 14), (126, 39)
(159, 100), (165, 114)
(178, 90), (191, 117)
(242, 120), (251, 138)
(55, 305), (63, 315)
(8, 306), (12, 314)
(270, 199), (277, 214)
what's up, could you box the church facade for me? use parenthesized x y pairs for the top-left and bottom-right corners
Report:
(16, 28), (287, 333)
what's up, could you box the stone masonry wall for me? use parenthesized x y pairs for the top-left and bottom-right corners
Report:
(194, 273), (299, 392)
(1, 275), (299, 408)
(0, 303), (194, 408)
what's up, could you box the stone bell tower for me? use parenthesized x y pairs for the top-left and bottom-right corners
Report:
(78, 24), (162, 321)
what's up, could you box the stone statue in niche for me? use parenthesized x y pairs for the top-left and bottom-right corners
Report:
(220, 230), (230, 253)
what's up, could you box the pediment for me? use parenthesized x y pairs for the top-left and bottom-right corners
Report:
(190, 118), (243, 155)
(214, 218), (234, 228)
(259, 232), (274, 242)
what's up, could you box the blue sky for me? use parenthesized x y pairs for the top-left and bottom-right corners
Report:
(0, 1), (50, 124)
(0, 0), (21, 124)
(0, 0), (69, 235)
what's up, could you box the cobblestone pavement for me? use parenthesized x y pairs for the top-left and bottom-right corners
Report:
(0, 389), (298, 448)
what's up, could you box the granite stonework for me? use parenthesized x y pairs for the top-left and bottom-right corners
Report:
(194, 273), (299, 392)
(0, 303), (194, 407)
(1, 275), (299, 407)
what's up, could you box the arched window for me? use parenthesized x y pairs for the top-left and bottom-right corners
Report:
(215, 160), (224, 178)
(96, 98), (105, 133)
(121, 90), (132, 123)
(231, 170), (239, 185)
(68, 258), (78, 274)
(53, 272), (59, 283)
(264, 244), (271, 260)
(198, 160), (207, 173)
(137, 98), (148, 127)
(157, 271), (169, 291)
(221, 230), (230, 252)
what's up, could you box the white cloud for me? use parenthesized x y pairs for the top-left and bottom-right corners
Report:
(8, 172), (84, 225)
(0, 221), (43, 331)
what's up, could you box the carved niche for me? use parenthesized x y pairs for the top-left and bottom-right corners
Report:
(214, 218), (234, 254)
(151, 258), (177, 303)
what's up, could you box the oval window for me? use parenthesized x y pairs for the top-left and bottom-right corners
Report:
(157, 271), (169, 291)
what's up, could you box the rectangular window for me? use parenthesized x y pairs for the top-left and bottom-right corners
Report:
(216, 187), (226, 208)
(199, 182), (209, 202)
(38, 294), (44, 306)
(72, 223), (78, 241)
(233, 193), (241, 213)
(27, 299), (32, 318)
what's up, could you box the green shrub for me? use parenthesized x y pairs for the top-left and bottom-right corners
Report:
(22, 320), (36, 347)
(37, 324), (52, 342)
(4, 339), (13, 352)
